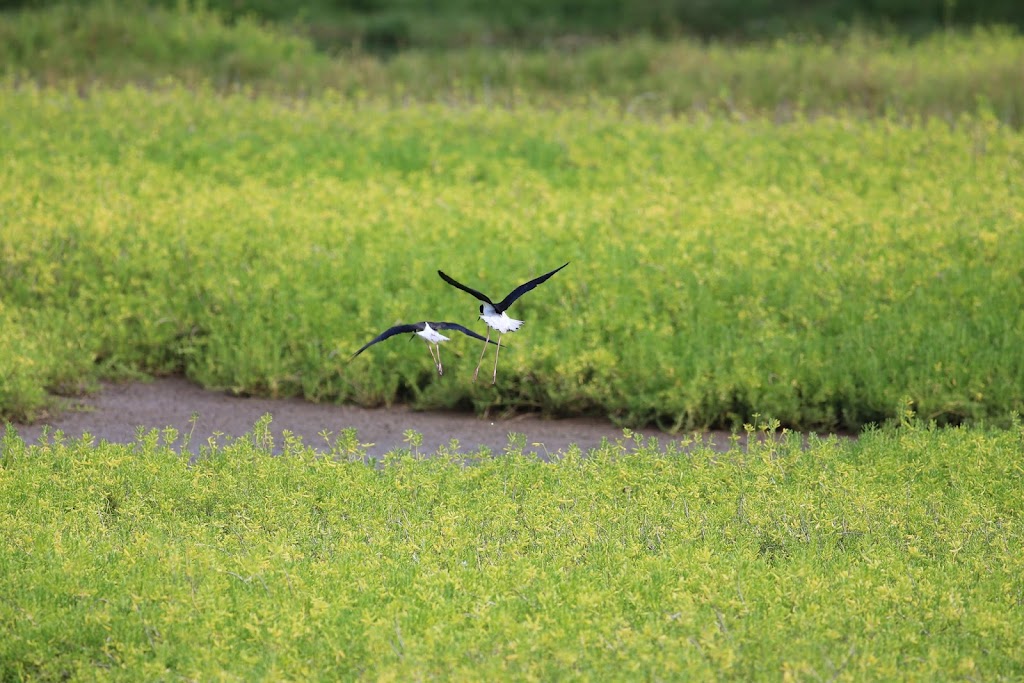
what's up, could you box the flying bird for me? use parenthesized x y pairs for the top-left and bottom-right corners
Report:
(350, 322), (499, 376)
(437, 262), (569, 383)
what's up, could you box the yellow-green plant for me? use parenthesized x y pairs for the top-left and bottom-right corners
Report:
(2, 83), (1023, 428)
(1, 418), (1022, 679)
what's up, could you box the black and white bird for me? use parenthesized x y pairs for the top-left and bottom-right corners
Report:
(350, 322), (498, 376)
(437, 262), (569, 383)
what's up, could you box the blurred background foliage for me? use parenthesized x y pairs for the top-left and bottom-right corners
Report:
(1, 0), (1021, 52)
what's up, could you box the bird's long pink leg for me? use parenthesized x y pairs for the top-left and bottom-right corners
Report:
(473, 329), (491, 382)
(436, 344), (443, 376)
(491, 333), (503, 384)
(427, 343), (441, 375)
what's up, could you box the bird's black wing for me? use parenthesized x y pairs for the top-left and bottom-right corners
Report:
(350, 323), (423, 359)
(495, 262), (569, 312)
(437, 270), (493, 305)
(431, 322), (501, 346)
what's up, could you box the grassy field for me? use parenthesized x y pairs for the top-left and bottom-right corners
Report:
(8, 0), (1024, 48)
(3, 4), (1024, 125)
(1, 418), (1022, 679)
(3, 4), (1023, 680)
(2, 82), (1023, 429)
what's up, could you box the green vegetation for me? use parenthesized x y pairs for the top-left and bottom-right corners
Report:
(1, 418), (1022, 679)
(2, 83), (1023, 429)
(3, 4), (1024, 125)
(2, 3), (1022, 679)
(4, 0), (1023, 48)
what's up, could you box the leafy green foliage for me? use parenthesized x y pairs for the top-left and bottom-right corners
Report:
(2, 4), (1024, 125)
(1, 419), (1022, 678)
(3, 0), (1023, 48)
(2, 83), (1023, 428)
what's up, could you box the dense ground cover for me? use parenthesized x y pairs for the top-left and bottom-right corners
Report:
(2, 83), (1023, 429)
(1, 419), (1021, 679)
(3, 4), (1022, 679)
(4, 0), (1023, 48)
(3, 4), (1024, 125)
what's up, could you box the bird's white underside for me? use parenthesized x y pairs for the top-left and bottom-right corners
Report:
(417, 324), (450, 344)
(480, 310), (523, 334)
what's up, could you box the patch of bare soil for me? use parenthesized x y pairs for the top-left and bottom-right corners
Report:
(8, 377), (849, 458)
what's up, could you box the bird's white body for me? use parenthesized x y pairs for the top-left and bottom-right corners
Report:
(438, 262), (567, 384)
(417, 323), (450, 345)
(352, 320), (496, 377)
(480, 304), (523, 334)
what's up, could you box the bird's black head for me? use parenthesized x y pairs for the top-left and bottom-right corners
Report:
(479, 304), (484, 314)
